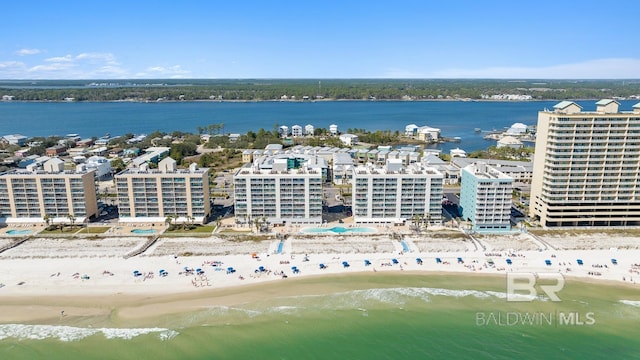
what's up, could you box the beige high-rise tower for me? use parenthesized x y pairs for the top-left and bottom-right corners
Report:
(530, 99), (640, 227)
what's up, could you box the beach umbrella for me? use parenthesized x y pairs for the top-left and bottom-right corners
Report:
(506, 259), (512, 265)
(416, 258), (423, 264)
(319, 263), (326, 269)
(576, 259), (583, 265)
(364, 260), (371, 266)
(392, 258), (399, 264)
(436, 258), (442, 263)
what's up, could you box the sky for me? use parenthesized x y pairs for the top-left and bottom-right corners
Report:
(1, 0), (640, 79)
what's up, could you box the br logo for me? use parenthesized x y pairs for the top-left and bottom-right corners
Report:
(506, 273), (564, 302)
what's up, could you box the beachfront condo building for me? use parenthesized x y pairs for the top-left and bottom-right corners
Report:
(530, 99), (640, 227)
(459, 162), (513, 233)
(115, 157), (210, 224)
(0, 158), (98, 224)
(351, 159), (443, 225)
(233, 155), (323, 225)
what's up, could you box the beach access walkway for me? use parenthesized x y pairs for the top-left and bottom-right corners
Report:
(124, 235), (160, 259)
(0, 236), (30, 254)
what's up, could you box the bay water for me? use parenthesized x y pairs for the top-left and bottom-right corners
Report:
(2, 100), (638, 153)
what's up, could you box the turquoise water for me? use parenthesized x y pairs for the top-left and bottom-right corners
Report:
(301, 226), (376, 234)
(1, 274), (640, 359)
(130, 229), (156, 234)
(5, 229), (32, 235)
(4, 100), (638, 153)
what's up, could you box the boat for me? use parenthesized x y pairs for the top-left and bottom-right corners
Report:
(474, 128), (481, 132)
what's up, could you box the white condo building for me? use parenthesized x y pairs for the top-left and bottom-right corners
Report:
(460, 162), (513, 233)
(531, 99), (640, 227)
(0, 158), (98, 224)
(351, 160), (443, 224)
(115, 157), (210, 224)
(234, 156), (323, 225)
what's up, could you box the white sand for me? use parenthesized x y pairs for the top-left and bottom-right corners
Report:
(1, 231), (639, 303)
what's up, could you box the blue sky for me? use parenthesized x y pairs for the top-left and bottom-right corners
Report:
(1, 0), (639, 79)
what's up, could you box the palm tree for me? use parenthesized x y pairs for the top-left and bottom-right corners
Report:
(165, 215), (174, 229)
(68, 214), (76, 231)
(214, 216), (222, 231)
(411, 214), (423, 233)
(185, 215), (194, 230)
(43, 214), (51, 228)
(253, 217), (263, 233)
(423, 213), (430, 230)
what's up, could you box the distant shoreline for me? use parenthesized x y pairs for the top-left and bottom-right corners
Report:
(0, 98), (612, 104)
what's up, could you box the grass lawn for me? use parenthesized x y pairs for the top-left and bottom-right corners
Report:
(78, 226), (111, 234)
(165, 225), (216, 234)
(40, 225), (85, 235)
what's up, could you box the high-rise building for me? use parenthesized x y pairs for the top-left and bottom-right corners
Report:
(530, 99), (640, 227)
(351, 160), (443, 224)
(234, 155), (323, 225)
(0, 158), (98, 224)
(460, 162), (513, 233)
(115, 157), (210, 224)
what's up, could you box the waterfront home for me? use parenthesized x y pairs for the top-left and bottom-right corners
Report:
(1, 134), (29, 146)
(338, 133), (358, 146)
(46, 145), (67, 157)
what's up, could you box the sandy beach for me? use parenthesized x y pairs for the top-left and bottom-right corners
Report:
(1, 230), (639, 324)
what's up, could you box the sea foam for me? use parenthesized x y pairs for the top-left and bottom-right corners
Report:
(278, 287), (517, 310)
(620, 300), (640, 308)
(0, 324), (178, 342)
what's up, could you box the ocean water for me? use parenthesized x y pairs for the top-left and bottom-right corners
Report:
(2, 100), (638, 153)
(1, 274), (639, 359)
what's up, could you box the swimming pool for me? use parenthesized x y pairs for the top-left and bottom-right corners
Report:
(6, 229), (33, 235)
(300, 226), (376, 235)
(131, 229), (157, 234)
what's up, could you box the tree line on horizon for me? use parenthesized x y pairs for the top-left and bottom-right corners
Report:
(2, 79), (639, 102)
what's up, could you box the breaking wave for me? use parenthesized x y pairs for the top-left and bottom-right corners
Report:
(0, 324), (178, 342)
(620, 300), (640, 308)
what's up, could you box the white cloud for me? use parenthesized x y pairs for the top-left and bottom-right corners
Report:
(2, 52), (128, 79)
(0, 61), (25, 69)
(45, 55), (74, 63)
(0, 61), (27, 78)
(14, 48), (42, 56)
(429, 58), (640, 79)
(135, 65), (192, 78)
